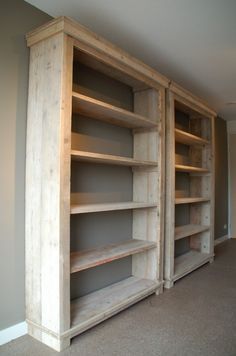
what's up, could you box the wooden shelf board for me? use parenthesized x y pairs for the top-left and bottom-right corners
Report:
(72, 92), (157, 129)
(175, 164), (209, 174)
(71, 150), (157, 167)
(69, 276), (160, 338)
(174, 250), (212, 281)
(175, 128), (209, 146)
(175, 224), (209, 240)
(71, 239), (156, 273)
(71, 201), (157, 214)
(70, 239), (157, 273)
(175, 197), (210, 205)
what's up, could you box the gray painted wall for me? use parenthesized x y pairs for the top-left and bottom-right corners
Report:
(0, 0), (51, 330)
(228, 133), (236, 238)
(214, 117), (228, 240)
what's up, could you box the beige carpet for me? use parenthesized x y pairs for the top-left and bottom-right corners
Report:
(1, 240), (236, 356)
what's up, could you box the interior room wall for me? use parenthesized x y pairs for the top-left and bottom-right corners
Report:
(0, 0), (51, 331)
(214, 117), (228, 240)
(227, 120), (236, 238)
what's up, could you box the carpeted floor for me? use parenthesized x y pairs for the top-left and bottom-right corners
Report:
(1, 240), (236, 356)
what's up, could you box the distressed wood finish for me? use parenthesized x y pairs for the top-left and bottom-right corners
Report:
(175, 224), (209, 240)
(175, 128), (209, 146)
(70, 239), (156, 273)
(175, 197), (210, 204)
(174, 250), (211, 281)
(164, 85), (215, 289)
(70, 201), (158, 214)
(132, 88), (165, 291)
(175, 164), (209, 174)
(26, 17), (169, 90)
(71, 150), (158, 167)
(26, 17), (166, 351)
(69, 277), (160, 338)
(25, 33), (73, 351)
(164, 90), (175, 288)
(72, 93), (157, 128)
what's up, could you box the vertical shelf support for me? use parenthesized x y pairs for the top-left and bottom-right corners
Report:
(26, 33), (73, 351)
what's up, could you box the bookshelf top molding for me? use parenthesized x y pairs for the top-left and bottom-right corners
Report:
(26, 16), (169, 90)
(169, 82), (216, 118)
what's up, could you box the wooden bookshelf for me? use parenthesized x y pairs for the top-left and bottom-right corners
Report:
(164, 83), (215, 289)
(25, 16), (167, 351)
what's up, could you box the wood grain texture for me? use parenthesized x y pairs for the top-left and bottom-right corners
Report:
(175, 197), (210, 204)
(175, 128), (209, 146)
(175, 164), (209, 173)
(132, 88), (164, 287)
(164, 88), (215, 289)
(26, 17), (169, 89)
(25, 33), (73, 349)
(71, 201), (158, 214)
(174, 250), (212, 281)
(70, 239), (156, 273)
(72, 92), (157, 129)
(71, 150), (158, 167)
(26, 16), (167, 351)
(175, 224), (209, 240)
(164, 90), (175, 285)
(170, 82), (216, 117)
(68, 277), (161, 338)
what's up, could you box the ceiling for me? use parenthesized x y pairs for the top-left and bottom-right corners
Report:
(26, 0), (236, 120)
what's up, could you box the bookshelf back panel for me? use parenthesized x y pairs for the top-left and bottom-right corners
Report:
(175, 205), (190, 226)
(71, 210), (132, 251)
(73, 62), (133, 111)
(71, 257), (132, 299)
(175, 237), (190, 258)
(72, 113), (133, 157)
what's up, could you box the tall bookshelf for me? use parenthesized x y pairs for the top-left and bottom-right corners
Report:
(164, 83), (216, 288)
(25, 17), (167, 351)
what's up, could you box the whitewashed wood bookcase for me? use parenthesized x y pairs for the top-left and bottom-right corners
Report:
(25, 17), (168, 351)
(164, 83), (216, 289)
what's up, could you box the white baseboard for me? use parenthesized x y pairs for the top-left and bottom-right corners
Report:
(214, 235), (229, 246)
(0, 321), (27, 346)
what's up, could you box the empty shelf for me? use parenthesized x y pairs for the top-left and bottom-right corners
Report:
(72, 92), (157, 129)
(175, 224), (209, 240)
(174, 250), (212, 281)
(175, 128), (209, 146)
(71, 150), (157, 167)
(71, 239), (156, 273)
(69, 276), (160, 338)
(175, 197), (210, 205)
(175, 164), (209, 174)
(71, 201), (157, 214)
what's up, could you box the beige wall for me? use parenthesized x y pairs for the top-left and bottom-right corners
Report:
(0, 0), (51, 330)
